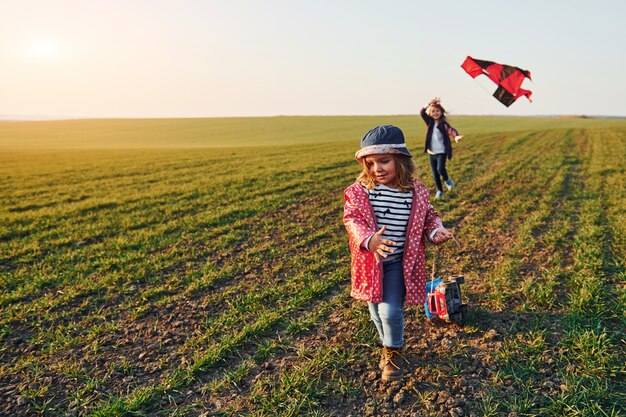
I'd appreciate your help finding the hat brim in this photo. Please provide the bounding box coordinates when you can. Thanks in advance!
[355,146,412,162]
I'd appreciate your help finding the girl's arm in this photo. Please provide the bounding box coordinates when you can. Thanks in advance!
[445,122,463,142]
[420,104,432,125]
[444,123,459,138]
[444,122,463,142]
[422,201,444,241]
[423,202,454,245]
[343,189,376,250]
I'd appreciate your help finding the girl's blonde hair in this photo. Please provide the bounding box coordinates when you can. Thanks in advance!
[428,103,447,120]
[357,154,417,192]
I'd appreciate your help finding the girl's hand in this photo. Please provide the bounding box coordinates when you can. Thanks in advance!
[454,135,464,143]
[429,97,441,105]
[432,227,453,245]
[368,226,397,258]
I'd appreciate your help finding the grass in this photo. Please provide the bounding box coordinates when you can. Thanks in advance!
[2,114,625,149]
[1,115,625,416]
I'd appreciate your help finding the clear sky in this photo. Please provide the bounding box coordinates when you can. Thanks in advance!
[1,0,625,119]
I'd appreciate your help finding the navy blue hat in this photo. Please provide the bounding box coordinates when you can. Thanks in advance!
[355,125,412,162]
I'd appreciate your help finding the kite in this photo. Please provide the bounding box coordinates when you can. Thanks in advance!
[461,56,532,107]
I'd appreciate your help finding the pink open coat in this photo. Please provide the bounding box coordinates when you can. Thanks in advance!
[343,180,443,305]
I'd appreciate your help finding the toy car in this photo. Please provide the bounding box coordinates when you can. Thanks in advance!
[424,275,469,325]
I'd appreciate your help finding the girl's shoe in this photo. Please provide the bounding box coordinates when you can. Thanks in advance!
[435,190,444,199]
[445,179,455,191]
[380,346,405,382]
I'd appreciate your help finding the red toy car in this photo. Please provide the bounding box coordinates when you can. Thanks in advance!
[424,275,469,325]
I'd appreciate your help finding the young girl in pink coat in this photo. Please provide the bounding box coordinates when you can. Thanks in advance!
[343,125,453,381]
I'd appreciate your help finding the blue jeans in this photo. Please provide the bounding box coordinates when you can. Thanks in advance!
[367,260,405,348]
[429,153,449,192]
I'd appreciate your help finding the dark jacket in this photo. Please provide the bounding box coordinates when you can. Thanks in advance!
[420,107,460,160]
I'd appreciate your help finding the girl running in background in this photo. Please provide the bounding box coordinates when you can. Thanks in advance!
[343,124,454,381]
[420,97,464,199]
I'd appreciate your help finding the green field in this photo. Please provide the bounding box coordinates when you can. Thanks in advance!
[1,116,625,416]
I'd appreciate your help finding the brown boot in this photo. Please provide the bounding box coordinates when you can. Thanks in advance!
[379,348,386,370]
[380,346,404,381]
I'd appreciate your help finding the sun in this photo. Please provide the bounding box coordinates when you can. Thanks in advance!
[25,38,60,60]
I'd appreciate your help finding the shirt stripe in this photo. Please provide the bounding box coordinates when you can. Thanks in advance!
[366,184,412,262]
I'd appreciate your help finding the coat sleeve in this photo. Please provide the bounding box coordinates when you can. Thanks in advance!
[445,122,460,138]
[416,186,443,242]
[343,187,376,250]
[423,201,444,242]
[420,107,432,126]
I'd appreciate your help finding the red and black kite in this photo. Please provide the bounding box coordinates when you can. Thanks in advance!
[461,56,532,107]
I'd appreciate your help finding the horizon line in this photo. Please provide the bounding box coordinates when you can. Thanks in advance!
[2,113,626,122]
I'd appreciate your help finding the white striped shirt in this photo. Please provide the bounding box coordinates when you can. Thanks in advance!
[366,184,412,262]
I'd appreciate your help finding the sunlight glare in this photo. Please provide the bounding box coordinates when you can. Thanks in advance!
[25,38,60,60]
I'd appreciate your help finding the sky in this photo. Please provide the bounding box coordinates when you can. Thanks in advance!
[1,0,625,119]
